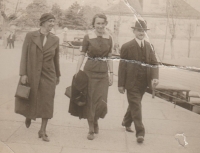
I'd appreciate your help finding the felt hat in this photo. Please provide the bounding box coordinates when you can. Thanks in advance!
[40,13,55,26]
[131,19,150,30]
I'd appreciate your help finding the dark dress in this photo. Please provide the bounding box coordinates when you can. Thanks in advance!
[15,30,60,120]
[81,31,112,122]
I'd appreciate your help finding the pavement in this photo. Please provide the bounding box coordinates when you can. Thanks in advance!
[0,44,200,153]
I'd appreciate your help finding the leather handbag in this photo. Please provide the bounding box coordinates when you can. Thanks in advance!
[65,86,71,98]
[15,84,31,100]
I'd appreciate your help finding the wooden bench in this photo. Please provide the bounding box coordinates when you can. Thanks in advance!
[183,91,200,102]
[189,97,200,114]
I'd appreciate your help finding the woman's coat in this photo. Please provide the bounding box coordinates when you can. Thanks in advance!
[15,30,60,119]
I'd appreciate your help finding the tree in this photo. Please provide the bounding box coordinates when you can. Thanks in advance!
[82,5,103,30]
[187,23,194,58]
[62,2,86,30]
[51,3,63,27]
[0,0,18,47]
[25,0,49,27]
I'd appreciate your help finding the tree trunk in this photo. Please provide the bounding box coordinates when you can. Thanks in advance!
[2,19,9,48]
[170,36,175,59]
[188,37,191,58]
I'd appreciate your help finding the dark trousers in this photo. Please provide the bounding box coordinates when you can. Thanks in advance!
[9,41,14,48]
[11,40,14,48]
[123,77,147,137]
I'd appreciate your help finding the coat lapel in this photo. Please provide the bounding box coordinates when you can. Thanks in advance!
[144,40,150,63]
[43,34,57,51]
[130,39,138,61]
[31,31,43,51]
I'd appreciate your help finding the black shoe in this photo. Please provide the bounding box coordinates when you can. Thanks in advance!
[137,136,144,143]
[87,132,95,140]
[125,127,134,133]
[122,121,134,133]
[25,118,31,128]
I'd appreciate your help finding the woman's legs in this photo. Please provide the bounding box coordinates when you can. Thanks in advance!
[87,119,94,140]
[39,118,49,142]
[94,119,99,134]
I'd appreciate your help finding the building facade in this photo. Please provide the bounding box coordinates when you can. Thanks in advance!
[105,0,200,59]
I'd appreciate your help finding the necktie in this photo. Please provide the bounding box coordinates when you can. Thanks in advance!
[43,35,47,47]
[141,41,143,50]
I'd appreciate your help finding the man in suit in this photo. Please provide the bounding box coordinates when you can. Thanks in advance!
[118,19,159,143]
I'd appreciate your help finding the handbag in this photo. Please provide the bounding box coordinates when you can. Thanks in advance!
[15,84,31,100]
[65,86,72,98]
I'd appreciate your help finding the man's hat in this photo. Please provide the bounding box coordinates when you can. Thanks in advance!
[40,13,55,26]
[131,19,150,30]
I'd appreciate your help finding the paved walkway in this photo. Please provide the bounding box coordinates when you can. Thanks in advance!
[0,45,200,153]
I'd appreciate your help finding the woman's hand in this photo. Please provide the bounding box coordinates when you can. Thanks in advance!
[21,75,28,84]
[109,73,113,86]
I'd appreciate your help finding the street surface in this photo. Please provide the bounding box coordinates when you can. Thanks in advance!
[0,44,200,153]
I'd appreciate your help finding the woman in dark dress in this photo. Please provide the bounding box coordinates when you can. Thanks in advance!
[75,14,113,140]
[15,13,60,142]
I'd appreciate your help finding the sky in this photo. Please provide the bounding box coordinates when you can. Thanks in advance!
[3,0,200,13]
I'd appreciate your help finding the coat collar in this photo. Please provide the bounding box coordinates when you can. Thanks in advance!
[31,30,58,51]
[88,30,110,39]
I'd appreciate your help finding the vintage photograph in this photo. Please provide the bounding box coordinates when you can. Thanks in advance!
[0,0,200,152]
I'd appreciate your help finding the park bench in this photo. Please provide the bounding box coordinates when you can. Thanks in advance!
[60,37,83,61]
[183,91,200,102]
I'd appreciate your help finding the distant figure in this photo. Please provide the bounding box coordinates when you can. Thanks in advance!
[8,31,16,49]
[118,19,159,143]
[15,13,60,142]
[5,31,10,49]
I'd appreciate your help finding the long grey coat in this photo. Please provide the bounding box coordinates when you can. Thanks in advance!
[15,30,61,119]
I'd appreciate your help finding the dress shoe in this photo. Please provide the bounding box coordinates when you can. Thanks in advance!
[25,118,31,128]
[137,136,144,143]
[87,132,95,140]
[125,127,134,133]
[122,121,134,133]
[38,130,50,142]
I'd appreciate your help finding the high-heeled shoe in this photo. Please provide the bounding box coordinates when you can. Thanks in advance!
[87,132,94,140]
[25,118,31,128]
[38,130,50,142]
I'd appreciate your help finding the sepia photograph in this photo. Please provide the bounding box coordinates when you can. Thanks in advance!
[0,0,200,152]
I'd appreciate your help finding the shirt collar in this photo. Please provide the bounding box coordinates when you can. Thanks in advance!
[39,29,50,37]
[135,37,144,47]
[89,30,110,39]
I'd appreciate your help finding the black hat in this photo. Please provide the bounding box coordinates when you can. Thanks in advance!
[40,13,55,26]
[131,19,150,30]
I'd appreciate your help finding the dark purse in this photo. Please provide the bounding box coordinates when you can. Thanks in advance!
[65,86,72,98]
[15,84,31,100]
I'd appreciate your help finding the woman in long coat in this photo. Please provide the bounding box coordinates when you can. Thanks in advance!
[15,13,60,142]
[75,13,113,140]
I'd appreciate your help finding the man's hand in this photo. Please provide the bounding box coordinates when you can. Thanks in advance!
[56,77,60,85]
[21,75,28,84]
[152,79,159,89]
[118,87,125,94]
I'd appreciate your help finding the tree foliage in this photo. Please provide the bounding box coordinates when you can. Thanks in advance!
[51,3,63,27]
[62,2,103,30]
[25,1,49,27]
[62,2,86,30]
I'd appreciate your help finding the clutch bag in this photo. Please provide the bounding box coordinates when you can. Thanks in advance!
[15,84,31,100]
